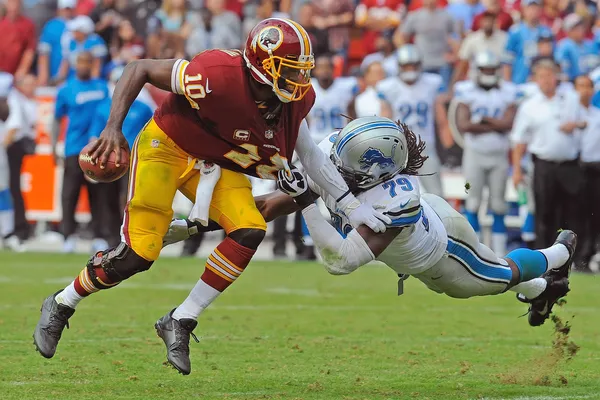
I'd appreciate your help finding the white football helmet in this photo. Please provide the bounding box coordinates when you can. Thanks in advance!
[474,51,500,88]
[330,116,409,191]
[397,45,422,83]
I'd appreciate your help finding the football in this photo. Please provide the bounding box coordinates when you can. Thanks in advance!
[78,141,130,183]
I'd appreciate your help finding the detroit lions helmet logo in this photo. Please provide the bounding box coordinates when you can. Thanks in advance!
[358,146,396,171]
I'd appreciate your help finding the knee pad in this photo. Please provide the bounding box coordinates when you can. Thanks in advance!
[229,228,266,250]
[86,242,154,286]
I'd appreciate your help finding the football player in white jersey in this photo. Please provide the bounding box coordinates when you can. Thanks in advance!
[308,54,358,143]
[452,51,518,256]
[376,45,446,197]
[166,117,576,327]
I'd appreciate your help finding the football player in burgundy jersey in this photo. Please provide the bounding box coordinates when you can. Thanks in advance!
[33,18,391,375]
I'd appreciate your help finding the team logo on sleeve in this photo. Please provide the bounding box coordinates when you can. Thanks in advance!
[358,147,396,171]
[252,26,284,52]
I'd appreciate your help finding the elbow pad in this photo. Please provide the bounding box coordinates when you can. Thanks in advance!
[318,229,376,275]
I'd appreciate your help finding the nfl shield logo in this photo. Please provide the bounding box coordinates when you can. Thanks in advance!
[265,130,274,139]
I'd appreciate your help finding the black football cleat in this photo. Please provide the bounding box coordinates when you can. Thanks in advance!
[518,275,570,327]
[33,291,75,358]
[155,309,199,375]
[548,230,577,279]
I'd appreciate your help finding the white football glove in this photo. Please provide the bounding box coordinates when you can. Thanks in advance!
[162,219,199,248]
[342,197,392,234]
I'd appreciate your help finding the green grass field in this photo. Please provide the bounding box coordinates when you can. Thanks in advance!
[1,252,599,400]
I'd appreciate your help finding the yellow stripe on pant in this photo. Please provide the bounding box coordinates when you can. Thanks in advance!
[122,118,267,261]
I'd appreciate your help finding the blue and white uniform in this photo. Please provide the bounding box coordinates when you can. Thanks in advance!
[555,38,599,81]
[377,73,444,196]
[311,132,514,297]
[504,23,553,84]
[308,77,357,143]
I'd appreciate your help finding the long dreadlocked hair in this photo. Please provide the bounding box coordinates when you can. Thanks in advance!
[396,120,429,176]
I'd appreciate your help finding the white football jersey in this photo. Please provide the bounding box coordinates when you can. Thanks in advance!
[308,77,357,143]
[311,133,448,275]
[376,73,442,146]
[453,80,518,153]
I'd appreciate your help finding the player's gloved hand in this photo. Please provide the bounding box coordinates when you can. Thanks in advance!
[276,165,313,208]
[162,219,199,248]
[340,197,392,234]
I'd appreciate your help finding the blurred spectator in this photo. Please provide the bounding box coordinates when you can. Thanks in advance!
[4,74,37,244]
[0,72,22,251]
[53,51,110,253]
[0,0,36,79]
[186,2,242,57]
[37,0,76,87]
[105,18,145,77]
[396,0,458,85]
[350,60,392,118]
[555,13,600,81]
[308,54,357,142]
[446,0,486,35]
[453,10,507,85]
[55,15,108,84]
[577,75,600,272]
[296,2,329,56]
[355,0,403,55]
[540,0,568,39]
[87,67,153,245]
[76,0,97,16]
[147,0,197,58]
[243,0,289,40]
[90,0,123,47]
[503,0,552,84]
[361,36,400,77]
[472,0,514,32]
[377,45,447,196]
[591,64,600,107]
[511,59,584,248]
[310,0,354,55]
[123,0,161,39]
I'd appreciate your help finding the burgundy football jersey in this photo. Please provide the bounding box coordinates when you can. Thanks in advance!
[154,49,316,180]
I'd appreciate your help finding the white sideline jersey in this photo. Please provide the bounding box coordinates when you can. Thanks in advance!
[516,81,574,103]
[453,80,518,154]
[376,73,442,146]
[308,77,358,143]
[310,133,448,275]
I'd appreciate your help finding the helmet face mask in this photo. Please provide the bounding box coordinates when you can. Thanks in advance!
[331,117,410,191]
[397,45,422,84]
[474,51,500,88]
[244,18,315,103]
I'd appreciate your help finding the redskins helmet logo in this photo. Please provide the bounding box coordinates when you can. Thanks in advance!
[252,26,284,53]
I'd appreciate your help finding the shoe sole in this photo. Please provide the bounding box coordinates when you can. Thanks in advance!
[155,323,191,376]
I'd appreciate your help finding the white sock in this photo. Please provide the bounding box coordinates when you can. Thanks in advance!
[0,209,14,237]
[172,279,221,321]
[539,244,570,270]
[55,282,84,309]
[491,233,507,257]
[510,277,547,299]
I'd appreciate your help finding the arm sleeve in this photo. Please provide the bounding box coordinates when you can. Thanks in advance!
[302,203,376,275]
[6,93,24,131]
[170,57,211,110]
[295,119,350,200]
[510,103,531,144]
[503,29,518,64]
[54,87,68,119]
[37,23,51,54]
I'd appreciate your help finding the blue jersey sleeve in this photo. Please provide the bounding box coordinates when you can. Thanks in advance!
[55,86,69,119]
[87,100,110,141]
[88,35,108,59]
[38,21,53,54]
[555,40,574,78]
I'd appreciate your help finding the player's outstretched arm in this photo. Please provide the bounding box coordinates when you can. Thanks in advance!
[90,59,177,168]
[277,166,400,275]
[294,120,391,233]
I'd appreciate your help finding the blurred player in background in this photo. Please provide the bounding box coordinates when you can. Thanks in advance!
[34,18,389,376]
[0,72,21,251]
[307,53,357,143]
[53,51,110,254]
[453,51,517,255]
[377,45,447,197]
[349,60,392,119]
[555,14,600,82]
